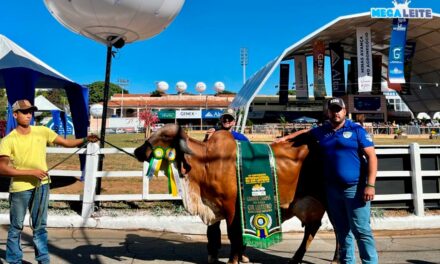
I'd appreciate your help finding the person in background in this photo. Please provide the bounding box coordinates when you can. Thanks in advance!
[310,97,378,263]
[0,99,98,264]
[204,108,249,264]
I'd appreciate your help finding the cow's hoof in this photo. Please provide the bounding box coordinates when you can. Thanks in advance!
[240,254,250,263]
[208,254,219,264]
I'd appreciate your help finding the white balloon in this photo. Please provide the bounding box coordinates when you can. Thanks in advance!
[195,82,206,93]
[156,81,169,92]
[44,0,185,45]
[214,81,225,93]
[176,81,187,93]
[90,104,103,118]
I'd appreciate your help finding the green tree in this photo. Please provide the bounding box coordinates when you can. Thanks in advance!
[0,89,7,120]
[278,114,288,137]
[36,89,68,110]
[217,90,235,95]
[150,90,163,97]
[275,90,296,95]
[85,81,128,104]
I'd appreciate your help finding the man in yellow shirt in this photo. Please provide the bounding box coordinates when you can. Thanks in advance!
[0,99,97,264]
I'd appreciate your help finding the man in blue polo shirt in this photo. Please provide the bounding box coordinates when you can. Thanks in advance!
[310,98,378,264]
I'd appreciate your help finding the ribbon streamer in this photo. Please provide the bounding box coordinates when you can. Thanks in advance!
[146,147,182,197]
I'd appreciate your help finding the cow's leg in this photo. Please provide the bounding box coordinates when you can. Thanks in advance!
[207,221,222,263]
[288,221,321,264]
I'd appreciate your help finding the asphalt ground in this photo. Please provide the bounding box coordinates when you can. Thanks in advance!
[0,227,439,264]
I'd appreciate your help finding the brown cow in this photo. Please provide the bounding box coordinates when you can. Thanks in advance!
[134,124,336,264]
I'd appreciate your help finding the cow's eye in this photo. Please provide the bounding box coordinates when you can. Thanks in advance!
[161,135,170,140]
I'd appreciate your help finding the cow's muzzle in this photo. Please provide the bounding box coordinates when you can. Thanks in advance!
[134,140,154,162]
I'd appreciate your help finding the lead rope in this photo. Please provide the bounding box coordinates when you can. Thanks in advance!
[29,137,138,230]
[29,140,89,231]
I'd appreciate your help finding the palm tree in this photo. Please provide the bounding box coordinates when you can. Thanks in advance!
[279,115,288,137]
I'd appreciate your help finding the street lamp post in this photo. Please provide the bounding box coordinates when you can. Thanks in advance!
[240,47,248,84]
[117,78,129,117]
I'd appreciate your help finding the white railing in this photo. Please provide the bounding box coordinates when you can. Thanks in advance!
[0,143,439,219]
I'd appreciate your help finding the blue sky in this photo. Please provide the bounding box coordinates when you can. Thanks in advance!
[2,0,439,95]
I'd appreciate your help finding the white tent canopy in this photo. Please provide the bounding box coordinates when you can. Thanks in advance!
[0,34,73,88]
[34,95,61,111]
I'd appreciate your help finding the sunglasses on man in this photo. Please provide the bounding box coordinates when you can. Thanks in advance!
[221,117,234,123]
[17,109,34,115]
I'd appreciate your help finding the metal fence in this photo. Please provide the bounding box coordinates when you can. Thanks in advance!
[0,143,439,221]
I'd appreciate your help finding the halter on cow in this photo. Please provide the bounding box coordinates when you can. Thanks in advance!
[134,124,337,264]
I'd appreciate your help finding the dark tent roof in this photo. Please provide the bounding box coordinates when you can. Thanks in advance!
[0,34,88,137]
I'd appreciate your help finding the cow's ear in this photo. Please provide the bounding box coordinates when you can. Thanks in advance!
[179,153,192,175]
[177,126,193,154]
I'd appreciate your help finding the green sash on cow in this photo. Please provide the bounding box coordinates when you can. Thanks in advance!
[236,141,282,249]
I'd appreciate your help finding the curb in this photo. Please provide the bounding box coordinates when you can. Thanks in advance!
[2,213,440,234]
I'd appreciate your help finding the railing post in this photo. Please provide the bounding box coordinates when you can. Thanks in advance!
[142,161,150,199]
[81,142,100,219]
[409,143,425,216]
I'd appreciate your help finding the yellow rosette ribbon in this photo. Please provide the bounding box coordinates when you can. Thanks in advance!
[146,147,182,197]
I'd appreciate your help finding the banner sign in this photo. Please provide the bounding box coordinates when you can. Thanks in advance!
[47,115,74,135]
[202,109,223,119]
[401,41,417,95]
[176,110,201,119]
[294,55,308,99]
[237,141,282,249]
[313,40,327,99]
[356,27,373,93]
[348,57,358,94]
[372,55,383,95]
[329,43,345,96]
[371,0,432,19]
[279,64,290,105]
[157,110,176,119]
[388,18,408,84]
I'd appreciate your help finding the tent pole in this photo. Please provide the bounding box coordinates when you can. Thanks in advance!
[97,43,113,197]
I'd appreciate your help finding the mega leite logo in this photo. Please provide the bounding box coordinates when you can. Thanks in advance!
[371,0,433,19]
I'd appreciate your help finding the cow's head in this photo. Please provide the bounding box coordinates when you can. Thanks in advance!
[134,124,192,173]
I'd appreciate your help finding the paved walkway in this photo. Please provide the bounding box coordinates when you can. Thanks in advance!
[0,226,439,264]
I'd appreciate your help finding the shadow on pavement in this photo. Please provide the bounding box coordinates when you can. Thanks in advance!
[407,261,437,264]
[46,233,291,263]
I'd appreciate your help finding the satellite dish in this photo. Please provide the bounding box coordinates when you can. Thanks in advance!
[176,81,187,93]
[156,81,169,93]
[90,104,103,118]
[44,0,185,45]
[195,82,206,93]
[214,81,225,93]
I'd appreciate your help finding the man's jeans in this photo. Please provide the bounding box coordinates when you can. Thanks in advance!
[6,184,50,264]
[326,183,378,264]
